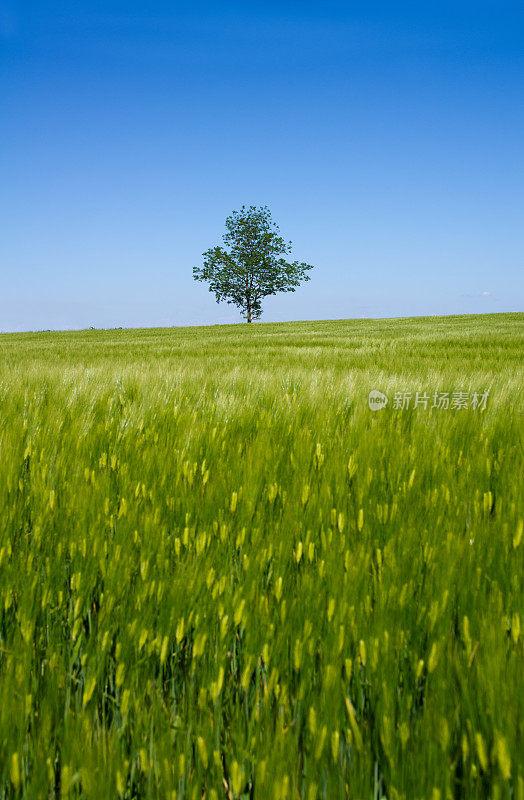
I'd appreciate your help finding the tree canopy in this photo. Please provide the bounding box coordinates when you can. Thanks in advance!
[193,205,314,322]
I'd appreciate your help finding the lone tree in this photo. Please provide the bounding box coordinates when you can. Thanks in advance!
[193,205,314,322]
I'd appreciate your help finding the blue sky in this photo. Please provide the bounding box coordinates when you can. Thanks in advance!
[1,0,523,331]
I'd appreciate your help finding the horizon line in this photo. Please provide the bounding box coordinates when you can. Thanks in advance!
[0,310,522,337]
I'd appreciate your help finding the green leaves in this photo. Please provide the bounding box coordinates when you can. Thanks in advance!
[193,205,314,321]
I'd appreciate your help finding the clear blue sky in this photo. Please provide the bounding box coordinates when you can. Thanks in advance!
[2,0,523,331]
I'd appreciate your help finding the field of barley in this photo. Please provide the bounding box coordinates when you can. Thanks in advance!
[0,313,522,800]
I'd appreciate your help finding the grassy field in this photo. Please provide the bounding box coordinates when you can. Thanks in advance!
[0,313,522,799]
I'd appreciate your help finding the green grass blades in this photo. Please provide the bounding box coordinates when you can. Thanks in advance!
[0,313,522,799]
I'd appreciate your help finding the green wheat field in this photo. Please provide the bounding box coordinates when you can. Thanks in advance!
[0,313,522,800]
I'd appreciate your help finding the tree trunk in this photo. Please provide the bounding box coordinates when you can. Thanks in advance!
[247,306,252,323]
